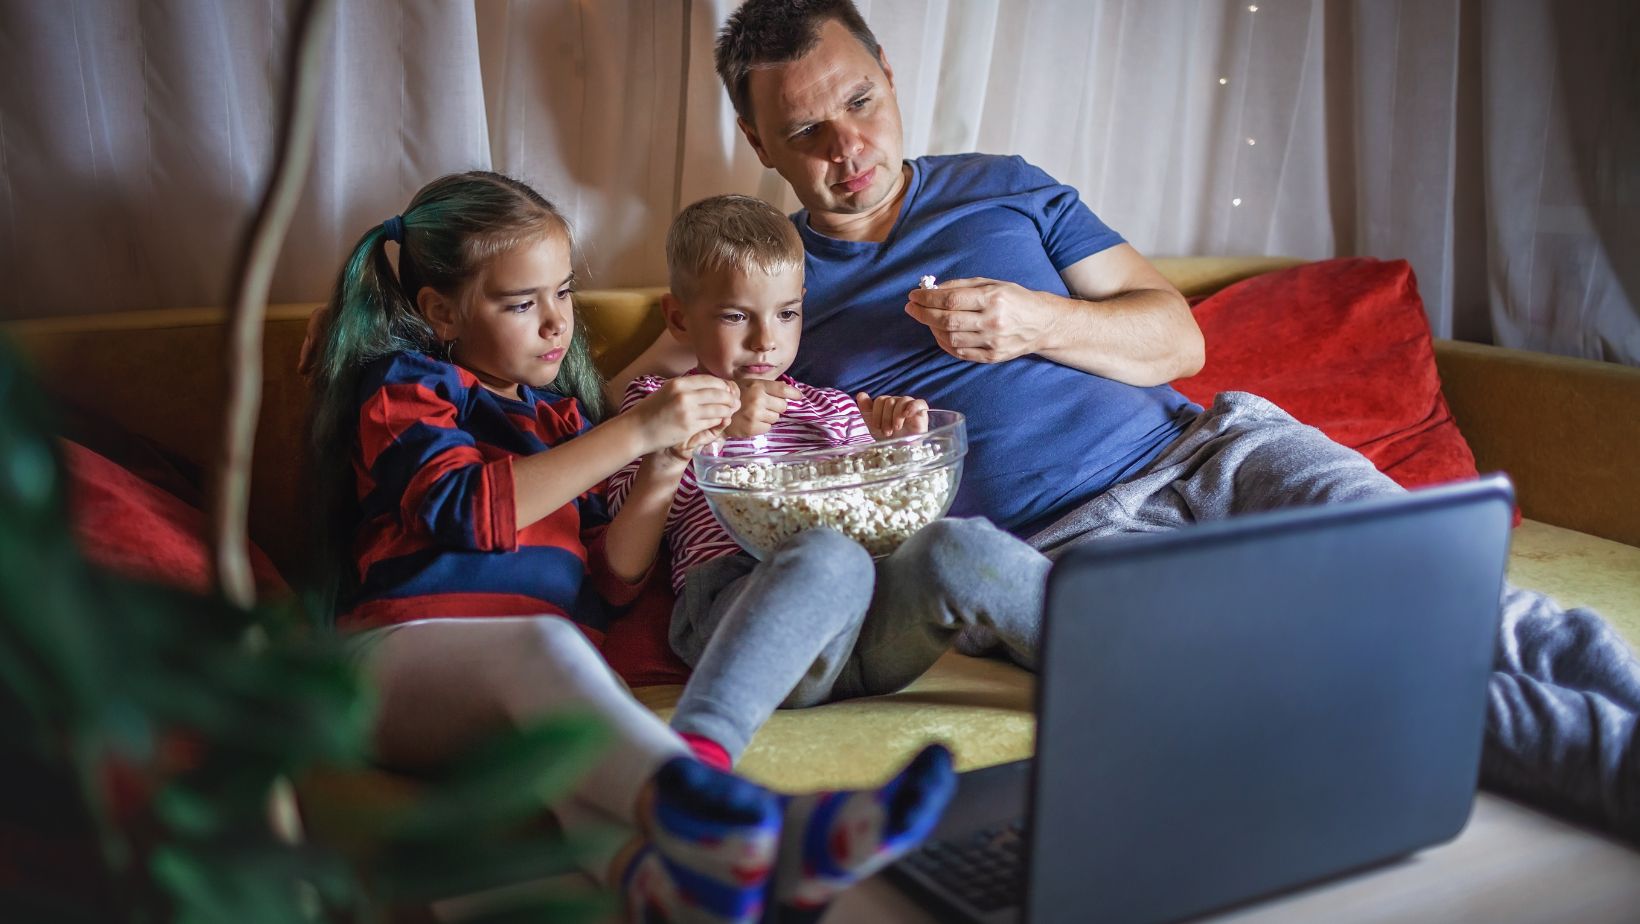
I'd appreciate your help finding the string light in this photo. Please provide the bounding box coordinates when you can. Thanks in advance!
[1218,77,1228,85]
[1231,8,1256,224]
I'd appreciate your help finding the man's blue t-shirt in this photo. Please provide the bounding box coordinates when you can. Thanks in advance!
[791,153,1198,536]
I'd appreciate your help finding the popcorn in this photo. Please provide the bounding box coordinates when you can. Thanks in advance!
[700,442,957,558]
[919,275,938,290]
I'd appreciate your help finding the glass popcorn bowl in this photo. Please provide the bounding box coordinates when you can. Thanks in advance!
[692,410,967,560]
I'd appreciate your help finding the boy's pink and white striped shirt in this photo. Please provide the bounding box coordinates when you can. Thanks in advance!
[606,372,874,594]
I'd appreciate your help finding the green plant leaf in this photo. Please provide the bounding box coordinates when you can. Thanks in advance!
[394,714,610,839]
[0,886,113,924]
[2,333,627,923]
[455,890,615,924]
[371,829,618,905]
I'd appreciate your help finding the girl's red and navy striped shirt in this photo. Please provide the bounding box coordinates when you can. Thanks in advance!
[339,351,644,635]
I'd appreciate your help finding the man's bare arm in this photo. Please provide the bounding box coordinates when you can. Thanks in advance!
[605,333,697,409]
[1048,244,1204,384]
[903,243,1204,387]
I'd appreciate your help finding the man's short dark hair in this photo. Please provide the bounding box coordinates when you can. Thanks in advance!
[715,0,883,127]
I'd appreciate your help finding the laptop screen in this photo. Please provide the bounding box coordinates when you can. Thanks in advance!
[1026,478,1512,923]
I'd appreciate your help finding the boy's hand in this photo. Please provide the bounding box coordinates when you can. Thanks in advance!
[724,379,801,439]
[854,393,930,441]
[635,375,739,453]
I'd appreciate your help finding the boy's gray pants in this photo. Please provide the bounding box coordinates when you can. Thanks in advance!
[669,516,1047,761]
[672,391,1640,839]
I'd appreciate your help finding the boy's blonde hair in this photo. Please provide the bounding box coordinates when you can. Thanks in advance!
[666,194,804,301]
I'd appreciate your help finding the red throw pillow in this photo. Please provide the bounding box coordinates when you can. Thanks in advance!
[61,440,290,598]
[1172,258,1482,492]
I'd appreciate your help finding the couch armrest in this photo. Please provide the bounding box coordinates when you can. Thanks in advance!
[1434,339,1640,548]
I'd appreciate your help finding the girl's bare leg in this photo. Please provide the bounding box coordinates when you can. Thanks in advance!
[362,615,955,923]
[362,616,688,823]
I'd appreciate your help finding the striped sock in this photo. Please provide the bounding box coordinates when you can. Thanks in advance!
[624,756,781,923]
[768,744,957,919]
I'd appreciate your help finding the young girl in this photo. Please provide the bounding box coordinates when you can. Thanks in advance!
[306,171,955,923]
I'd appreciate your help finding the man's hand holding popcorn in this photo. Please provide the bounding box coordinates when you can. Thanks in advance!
[904,276,1064,364]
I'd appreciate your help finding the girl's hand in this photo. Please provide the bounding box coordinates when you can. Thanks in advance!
[662,423,729,465]
[634,375,739,453]
[725,379,802,438]
[854,393,930,440]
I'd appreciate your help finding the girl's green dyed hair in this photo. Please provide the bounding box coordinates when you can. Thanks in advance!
[305,170,607,618]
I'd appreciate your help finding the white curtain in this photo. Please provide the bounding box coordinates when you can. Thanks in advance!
[3,0,1636,365]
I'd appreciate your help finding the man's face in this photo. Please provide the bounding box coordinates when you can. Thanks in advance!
[663,263,805,382]
[739,18,905,219]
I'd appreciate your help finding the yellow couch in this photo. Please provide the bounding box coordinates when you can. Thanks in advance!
[7,257,1639,800]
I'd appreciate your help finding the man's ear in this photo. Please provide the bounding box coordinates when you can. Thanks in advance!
[737,117,775,169]
[660,292,691,343]
[419,287,460,342]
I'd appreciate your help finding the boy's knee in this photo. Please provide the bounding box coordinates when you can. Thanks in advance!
[772,527,874,582]
[902,517,1039,574]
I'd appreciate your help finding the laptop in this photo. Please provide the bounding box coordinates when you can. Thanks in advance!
[887,475,1515,924]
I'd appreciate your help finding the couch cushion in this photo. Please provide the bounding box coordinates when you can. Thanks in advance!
[657,520,1640,792]
[579,287,669,380]
[62,439,288,597]
[1435,339,1640,548]
[1173,258,1480,491]
[1508,520,1640,649]
[8,305,321,580]
[631,649,1035,791]
[1150,256,1309,298]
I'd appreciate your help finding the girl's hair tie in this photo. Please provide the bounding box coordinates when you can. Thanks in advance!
[381,214,405,244]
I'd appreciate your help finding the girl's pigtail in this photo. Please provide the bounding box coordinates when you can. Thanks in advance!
[306,224,428,620]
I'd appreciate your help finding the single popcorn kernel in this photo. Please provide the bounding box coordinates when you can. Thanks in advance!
[919,275,938,290]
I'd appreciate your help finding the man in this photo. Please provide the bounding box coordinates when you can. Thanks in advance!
[616,3,1206,542]
[612,0,1639,840]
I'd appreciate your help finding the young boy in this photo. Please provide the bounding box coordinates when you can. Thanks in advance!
[607,195,1044,769]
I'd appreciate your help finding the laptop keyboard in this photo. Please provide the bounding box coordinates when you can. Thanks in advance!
[899,819,1026,913]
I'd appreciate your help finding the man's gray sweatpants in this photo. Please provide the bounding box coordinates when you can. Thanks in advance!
[1022,391,1639,839]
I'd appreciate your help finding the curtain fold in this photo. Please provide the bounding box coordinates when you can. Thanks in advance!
[2,0,1635,364]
